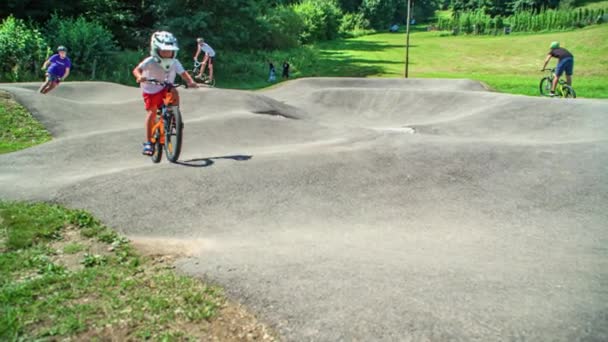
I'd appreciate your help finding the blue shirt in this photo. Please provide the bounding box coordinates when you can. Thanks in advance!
[47,54,72,77]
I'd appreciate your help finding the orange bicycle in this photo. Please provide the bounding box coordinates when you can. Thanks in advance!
[146,79,184,163]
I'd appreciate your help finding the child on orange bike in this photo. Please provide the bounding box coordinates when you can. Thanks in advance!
[133,31,198,156]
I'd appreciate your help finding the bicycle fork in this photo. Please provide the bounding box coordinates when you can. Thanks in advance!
[150,110,166,145]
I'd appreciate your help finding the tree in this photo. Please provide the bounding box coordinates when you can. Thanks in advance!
[340,0,364,11]
[0,16,47,81]
[44,15,117,78]
[153,0,267,52]
[294,0,343,43]
[259,5,305,49]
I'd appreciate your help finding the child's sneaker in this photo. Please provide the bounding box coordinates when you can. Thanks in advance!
[142,142,154,156]
[549,92,556,97]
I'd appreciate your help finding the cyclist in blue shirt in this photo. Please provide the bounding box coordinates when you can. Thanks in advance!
[39,46,72,94]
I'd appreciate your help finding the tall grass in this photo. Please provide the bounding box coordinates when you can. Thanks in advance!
[437,7,607,35]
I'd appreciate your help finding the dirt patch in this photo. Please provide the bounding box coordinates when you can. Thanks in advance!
[0,90,12,100]
[205,302,278,341]
[48,225,113,272]
[131,236,280,341]
[130,236,216,257]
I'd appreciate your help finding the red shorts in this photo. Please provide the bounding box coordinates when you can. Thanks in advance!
[142,89,167,111]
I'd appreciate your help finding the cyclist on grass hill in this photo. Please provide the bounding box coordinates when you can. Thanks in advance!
[541,41,574,97]
[193,37,215,84]
[132,31,198,156]
[39,46,71,94]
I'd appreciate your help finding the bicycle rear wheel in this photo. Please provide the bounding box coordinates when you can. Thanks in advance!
[164,108,183,163]
[562,84,576,98]
[151,128,163,163]
[539,77,552,96]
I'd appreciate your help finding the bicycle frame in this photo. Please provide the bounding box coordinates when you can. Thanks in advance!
[542,68,571,97]
[149,84,179,146]
[150,107,167,145]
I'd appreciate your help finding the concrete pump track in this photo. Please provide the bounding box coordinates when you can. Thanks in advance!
[1,78,607,341]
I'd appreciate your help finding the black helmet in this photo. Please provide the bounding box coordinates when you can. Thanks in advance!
[57,46,67,52]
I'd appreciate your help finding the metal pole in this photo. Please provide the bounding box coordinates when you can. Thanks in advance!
[405,0,411,78]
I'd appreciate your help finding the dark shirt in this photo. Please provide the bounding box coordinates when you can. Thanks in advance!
[549,48,573,61]
[269,63,275,72]
[282,62,290,77]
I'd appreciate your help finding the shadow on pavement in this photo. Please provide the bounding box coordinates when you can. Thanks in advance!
[176,155,253,168]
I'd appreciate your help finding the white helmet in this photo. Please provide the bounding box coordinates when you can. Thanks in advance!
[150,31,179,71]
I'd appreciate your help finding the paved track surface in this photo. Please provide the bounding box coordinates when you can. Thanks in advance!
[2,79,608,341]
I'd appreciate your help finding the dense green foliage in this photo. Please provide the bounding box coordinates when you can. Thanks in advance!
[1,0,605,84]
[45,15,117,78]
[437,7,607,34]
[0,16,47,81]
[294,0,344,43]
[261,5,306,48]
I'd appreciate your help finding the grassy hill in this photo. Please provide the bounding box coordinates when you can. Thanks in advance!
[225,24,607,98]
[314,24,608,98]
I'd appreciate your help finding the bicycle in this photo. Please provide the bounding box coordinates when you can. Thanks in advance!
[146,79,184,163]
[191,60,215,87]
[38,74,62,94]
[539,68,576,98]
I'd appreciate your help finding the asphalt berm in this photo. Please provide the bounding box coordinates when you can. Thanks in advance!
[1,78,607,341]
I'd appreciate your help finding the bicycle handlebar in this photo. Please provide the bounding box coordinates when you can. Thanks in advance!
[145,78,183,88]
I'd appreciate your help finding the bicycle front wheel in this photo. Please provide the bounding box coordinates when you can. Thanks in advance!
[539,77,552,96]
[165,108,183,163]
[151,128,163,163]
[562,85,576,98]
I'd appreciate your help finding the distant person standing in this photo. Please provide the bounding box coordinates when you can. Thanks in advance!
[268,61,276,82]
[282,60,290,79]
[39,46,71,94]
[542,41,574,97]
[194,37,215,84]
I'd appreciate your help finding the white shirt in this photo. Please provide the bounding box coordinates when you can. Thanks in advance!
[137,57,185,94]
[199,43,216,57]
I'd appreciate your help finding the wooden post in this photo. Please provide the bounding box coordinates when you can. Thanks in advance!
[405,0,412,78]
[91,58,97,80]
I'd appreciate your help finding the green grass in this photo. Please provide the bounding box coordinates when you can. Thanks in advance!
[434,9,453,20]
[225,24,607,98]
[63,243,85,254]
[1,202,66,250]
[0,91,51,154]
[318,25,608,97]
[579,0,608,9]
[0,201,222,340]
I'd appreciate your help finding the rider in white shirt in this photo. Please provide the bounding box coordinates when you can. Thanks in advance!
[194,38,216,84]
[133,31,197,156]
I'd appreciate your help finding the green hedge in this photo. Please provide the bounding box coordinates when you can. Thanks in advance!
[0,16,47,82]
[437,7,607,34]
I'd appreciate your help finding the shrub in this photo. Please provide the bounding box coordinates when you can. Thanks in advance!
[294,0,343,43]
[339,12,372,36]
[438,7,607,35]
[361,0,401,29]
[0,16,47,81]
[44,15,117,79]
[259,5,305,49]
